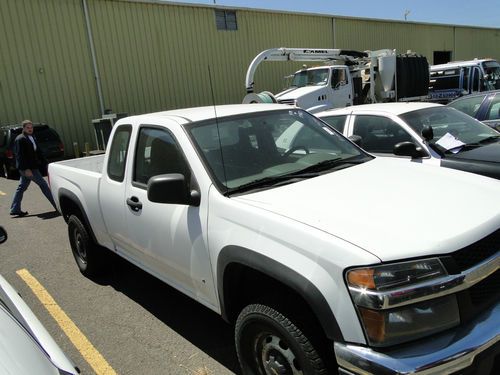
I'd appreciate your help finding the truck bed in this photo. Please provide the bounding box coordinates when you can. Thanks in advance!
[52,154,104,174]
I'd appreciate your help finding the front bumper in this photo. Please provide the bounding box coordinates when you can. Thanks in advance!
[334,302,499,374]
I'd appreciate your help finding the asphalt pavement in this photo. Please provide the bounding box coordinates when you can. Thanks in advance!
[0,176,239,375]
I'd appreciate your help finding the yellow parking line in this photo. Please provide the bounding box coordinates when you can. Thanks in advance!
[16,269,117,375]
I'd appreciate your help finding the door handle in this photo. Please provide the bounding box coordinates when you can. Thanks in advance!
[126,196,143,212]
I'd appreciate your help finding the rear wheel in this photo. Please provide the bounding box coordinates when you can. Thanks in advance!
[68,215,106,277]
[235,304,328,375]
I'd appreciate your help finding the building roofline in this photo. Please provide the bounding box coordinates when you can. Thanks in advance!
[110,0,500,31]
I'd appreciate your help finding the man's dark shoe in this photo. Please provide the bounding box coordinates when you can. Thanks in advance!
[10,211,28,217]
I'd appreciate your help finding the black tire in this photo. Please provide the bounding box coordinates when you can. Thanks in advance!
[235,303,328,375]
[67,214,106,277]
[1,161,17,179]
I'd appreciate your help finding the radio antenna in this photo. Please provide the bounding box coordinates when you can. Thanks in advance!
[207,65,228,188]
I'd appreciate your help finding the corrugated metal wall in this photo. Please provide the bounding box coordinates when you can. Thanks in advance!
[1,0,498,155]
[334,18,455,61]
[0,0,99,153]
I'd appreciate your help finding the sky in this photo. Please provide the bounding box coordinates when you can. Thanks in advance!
[163,0,500,28]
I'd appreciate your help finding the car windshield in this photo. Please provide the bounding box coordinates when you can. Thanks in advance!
[482,61,500,90]
[291,68,329,87]
[400,106,499,151]
[187,109,369,194]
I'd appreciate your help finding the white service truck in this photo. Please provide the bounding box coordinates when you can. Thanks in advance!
[243,47,429,113]
[48,104,500,375]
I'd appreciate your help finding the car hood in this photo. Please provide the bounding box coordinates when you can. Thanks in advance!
[234,158,500,262]
[0,306,61,375]
[0,275,77,374]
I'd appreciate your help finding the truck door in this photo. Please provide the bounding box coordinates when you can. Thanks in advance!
[122,125,216,306]
[330,67,353,108]
[99,124,133,253]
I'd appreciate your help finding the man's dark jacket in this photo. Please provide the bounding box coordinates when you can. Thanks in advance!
[14,134,46,171]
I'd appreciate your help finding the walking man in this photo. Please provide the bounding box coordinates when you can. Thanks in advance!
[10,120,57,216]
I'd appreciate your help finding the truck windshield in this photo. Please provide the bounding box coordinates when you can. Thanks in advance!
[482,61,500,90]
[401,106,499,151]
[291,68,329,88]
[188,109,370,193]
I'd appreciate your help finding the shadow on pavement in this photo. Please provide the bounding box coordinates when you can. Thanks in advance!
[37,211,61,220]
[91,253,240,374]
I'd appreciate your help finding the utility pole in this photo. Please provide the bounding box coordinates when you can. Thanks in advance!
[404,10,411,21]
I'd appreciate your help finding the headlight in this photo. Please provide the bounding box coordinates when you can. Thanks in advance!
[346,259,460,347]
[358,295,459,346]
[347,258,446,291]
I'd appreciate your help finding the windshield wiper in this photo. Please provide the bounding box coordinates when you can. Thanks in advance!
[459,135,500,150]
[226,173,318,196]
[479,135,500,144]
[294,156,368,174]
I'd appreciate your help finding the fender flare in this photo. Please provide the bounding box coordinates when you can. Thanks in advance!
[58,188,98,244]
[217,245,344,341]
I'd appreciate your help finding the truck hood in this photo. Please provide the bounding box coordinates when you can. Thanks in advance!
[276,85,325,101]
[234,158,500,262]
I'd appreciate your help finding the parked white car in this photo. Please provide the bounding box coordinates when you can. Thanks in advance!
[316,102,500,179]
[0,227,79,375]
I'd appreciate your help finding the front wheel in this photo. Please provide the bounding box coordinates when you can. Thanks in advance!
[67,215,106,277]
[235,304,328,375]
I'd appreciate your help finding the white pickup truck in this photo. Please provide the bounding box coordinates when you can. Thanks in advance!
[49,104,500,375]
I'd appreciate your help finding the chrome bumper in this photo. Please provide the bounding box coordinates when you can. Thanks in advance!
[334,302,500,375]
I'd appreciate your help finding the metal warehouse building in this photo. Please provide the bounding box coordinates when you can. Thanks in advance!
[1,0,499,155]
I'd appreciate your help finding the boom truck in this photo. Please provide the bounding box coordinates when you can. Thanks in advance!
[243,47,429,113]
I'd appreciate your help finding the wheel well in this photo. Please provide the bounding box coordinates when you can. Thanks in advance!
[59,195,84,223]
[223,263,326,331]
[223,263,336,368]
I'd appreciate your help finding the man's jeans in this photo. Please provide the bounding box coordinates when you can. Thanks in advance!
[10,169,57,213]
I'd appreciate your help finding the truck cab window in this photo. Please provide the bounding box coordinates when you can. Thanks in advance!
[107,125,131,182]
[134,127,189,185]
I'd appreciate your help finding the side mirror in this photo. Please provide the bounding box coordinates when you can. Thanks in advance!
[393,141,426,159]
[348,134,362,146]
[0,226,7,244]
[147,174,200,207]
[422,125,434,141]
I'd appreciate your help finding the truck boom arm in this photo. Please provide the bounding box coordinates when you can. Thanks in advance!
[245,47,395,93]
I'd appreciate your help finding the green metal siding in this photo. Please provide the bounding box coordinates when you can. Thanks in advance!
[0,0,99,153]
[454,27,500,61]
[334,18,455,63]
[1,0,499,154]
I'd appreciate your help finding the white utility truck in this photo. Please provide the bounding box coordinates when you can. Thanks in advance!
[49,104,500,375]
[243,47,429,113]
[428,58,500,103]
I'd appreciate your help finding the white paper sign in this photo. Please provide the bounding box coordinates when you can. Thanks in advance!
[435,132,465,153]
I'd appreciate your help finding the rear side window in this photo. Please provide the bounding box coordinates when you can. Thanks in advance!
[320,115,347,133]
[448,95,485,117]
[107,125,132,182]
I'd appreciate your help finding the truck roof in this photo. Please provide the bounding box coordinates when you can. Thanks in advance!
[122,104,292,125]
[316,102,442,117]
[430,59,497,71]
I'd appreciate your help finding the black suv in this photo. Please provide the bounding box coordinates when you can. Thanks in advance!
[0,123,65,179]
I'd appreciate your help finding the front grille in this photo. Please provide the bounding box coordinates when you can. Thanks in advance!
[469,270,500,306]
[277,99,295,105]
[449,229,500,272]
